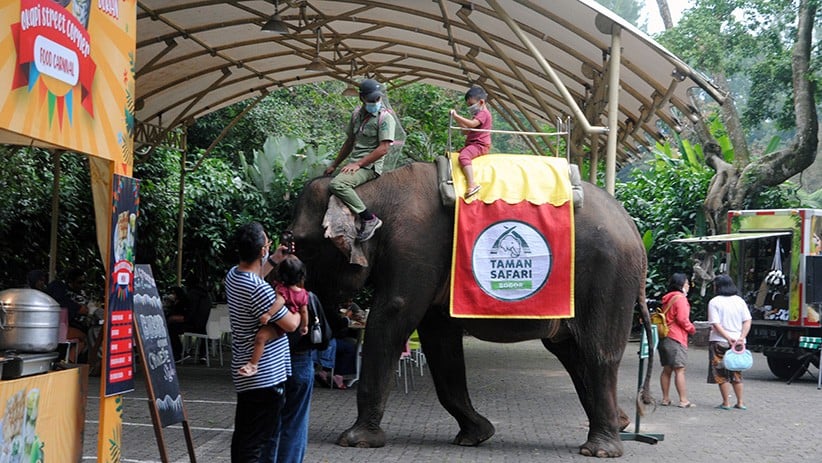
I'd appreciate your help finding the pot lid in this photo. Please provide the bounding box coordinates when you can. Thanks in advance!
[0,288,60,308]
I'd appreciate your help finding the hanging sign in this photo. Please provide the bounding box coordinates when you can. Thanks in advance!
[450,154,575,318]
[0,0,136,168]
[104,173,139,397]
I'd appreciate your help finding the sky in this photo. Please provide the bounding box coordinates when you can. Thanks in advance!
[643,0,690,34]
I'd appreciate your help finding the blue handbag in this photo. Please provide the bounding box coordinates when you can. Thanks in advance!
[723,342,753,371]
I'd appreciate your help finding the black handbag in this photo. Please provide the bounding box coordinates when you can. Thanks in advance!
[292,292,332,351]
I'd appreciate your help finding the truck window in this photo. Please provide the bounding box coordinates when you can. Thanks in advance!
[738,236,791,320]
[806,255,822,304]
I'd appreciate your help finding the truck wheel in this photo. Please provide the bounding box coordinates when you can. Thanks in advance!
[767,356,807,379]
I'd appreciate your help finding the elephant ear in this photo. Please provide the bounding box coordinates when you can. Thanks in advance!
[321,196,369,267]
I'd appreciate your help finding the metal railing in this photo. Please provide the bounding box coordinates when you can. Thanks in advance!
[447,115,572,159]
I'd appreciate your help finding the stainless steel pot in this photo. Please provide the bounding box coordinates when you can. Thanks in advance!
[0,289,60,352]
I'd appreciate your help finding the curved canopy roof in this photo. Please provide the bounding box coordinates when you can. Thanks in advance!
[135,0,723,164]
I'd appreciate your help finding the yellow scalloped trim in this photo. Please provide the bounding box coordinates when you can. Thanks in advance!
[450,153,572,207]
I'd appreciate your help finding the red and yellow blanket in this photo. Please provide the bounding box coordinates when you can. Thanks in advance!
[449,154,574,319]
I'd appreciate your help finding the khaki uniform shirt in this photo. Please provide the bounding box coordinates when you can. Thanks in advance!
[344,108,396,175]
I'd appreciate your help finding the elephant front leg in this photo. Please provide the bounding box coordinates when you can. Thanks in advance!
[336,307,410,448]
[418,309,495,446]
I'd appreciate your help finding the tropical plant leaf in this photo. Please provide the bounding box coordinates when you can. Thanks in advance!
[681,139,702,168]
[266,135,305,185]
[708,116,734,162]
[302,144,332,179]
[642,229,654,253]
[763,136,781,155]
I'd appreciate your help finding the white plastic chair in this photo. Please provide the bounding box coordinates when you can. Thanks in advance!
[181,330,210,366]
[206,320,224,366]
[182,310,224,367]
[396,341,415,394]
[219,315,232,345]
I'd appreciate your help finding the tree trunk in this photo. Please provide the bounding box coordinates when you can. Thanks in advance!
[655,0,673,30]
[713,71,750,165]
[702,0,818,234]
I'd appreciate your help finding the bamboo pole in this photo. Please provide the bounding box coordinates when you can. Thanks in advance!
[48,150,62,281]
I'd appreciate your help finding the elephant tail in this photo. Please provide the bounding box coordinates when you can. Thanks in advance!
[636,284,656,415]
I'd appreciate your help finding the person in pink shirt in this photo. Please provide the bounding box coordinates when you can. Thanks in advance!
[658,273,697,408]
[450,86,492,198]
[239,254,309,377]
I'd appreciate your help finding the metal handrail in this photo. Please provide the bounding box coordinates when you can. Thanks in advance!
[447,116,572,159]
[447,126,569,137]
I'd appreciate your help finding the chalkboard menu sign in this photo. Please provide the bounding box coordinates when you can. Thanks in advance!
[133,265,184,428]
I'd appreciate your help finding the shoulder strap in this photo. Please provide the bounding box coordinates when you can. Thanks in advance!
[662,294,683,315]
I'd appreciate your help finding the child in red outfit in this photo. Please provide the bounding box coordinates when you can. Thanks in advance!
[239,255,309,376]
[450,86,492,198]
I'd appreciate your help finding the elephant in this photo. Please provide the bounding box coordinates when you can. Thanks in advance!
[288,162,654,458]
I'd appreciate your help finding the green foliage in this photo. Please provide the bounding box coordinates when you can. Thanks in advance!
[642,229,654,253]
[132,146,182,291]
[0,146,104,295]
[706,115,735,162]
[763,136,781,155]
[656,0,819,136]
[132,146,301,298]
[389,84,459,160]
[187,81,355,171]
[0,146,53,286]
[616,145,715,313]
[797,188,822,208]
[618,128,799,318]
[244,137,288,193]
[242,135,329,195]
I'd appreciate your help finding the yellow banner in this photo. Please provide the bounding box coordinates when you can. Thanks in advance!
[0,366,88,462]
[451,154,573,206]
[0,0,136,169]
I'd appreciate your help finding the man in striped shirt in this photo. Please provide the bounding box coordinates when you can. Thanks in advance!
[226,222,300,462]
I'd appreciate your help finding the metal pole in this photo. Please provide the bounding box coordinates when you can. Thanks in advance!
[48,150,62,281]
[486,0,607,135]
[605,26,622,196]
[176,150,187,286]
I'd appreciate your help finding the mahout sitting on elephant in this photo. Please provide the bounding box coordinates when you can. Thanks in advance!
[288,161,653,457]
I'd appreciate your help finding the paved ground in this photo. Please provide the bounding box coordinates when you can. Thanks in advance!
[82,337,821,462]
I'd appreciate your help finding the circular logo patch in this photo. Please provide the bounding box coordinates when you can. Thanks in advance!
[471,220,552,301]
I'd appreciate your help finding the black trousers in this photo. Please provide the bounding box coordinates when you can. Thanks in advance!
[231,384,285,462]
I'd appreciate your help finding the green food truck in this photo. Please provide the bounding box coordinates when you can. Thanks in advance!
[675,209,822,381]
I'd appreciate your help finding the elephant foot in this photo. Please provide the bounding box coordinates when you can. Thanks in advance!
[451,416,495,446]
[578,434,624,458]
[336,423,386,448]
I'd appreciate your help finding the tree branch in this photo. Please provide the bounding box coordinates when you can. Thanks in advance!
[731,0,818,206]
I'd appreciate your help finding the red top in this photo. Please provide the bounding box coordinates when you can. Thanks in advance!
[661,291,696,347]
[275,284,308,313]
[465,108,492,147]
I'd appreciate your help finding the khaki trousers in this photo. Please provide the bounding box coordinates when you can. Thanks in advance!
[328,168,378,214]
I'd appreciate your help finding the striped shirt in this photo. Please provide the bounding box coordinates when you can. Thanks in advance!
[225,266,291,392]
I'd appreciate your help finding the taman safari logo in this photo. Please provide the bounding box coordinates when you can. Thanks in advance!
[471,220,552,301]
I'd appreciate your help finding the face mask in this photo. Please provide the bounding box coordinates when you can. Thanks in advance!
[365,102,381,115]
[468,102,481,115]
[261,250,269,266]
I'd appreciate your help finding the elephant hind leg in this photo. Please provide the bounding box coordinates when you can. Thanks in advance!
[418,309,495,446]
[542,338,624,458]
